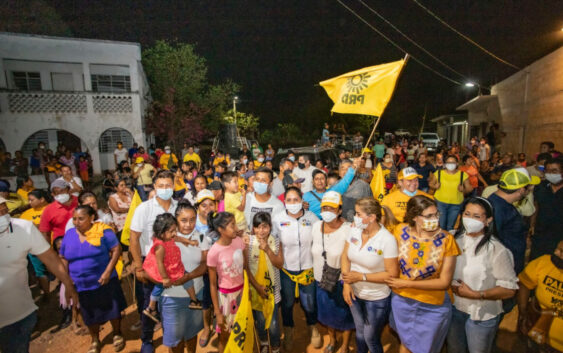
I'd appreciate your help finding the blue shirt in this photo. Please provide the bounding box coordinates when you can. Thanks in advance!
[303,167,355,218]
[487,193,527,273]
[413,163,436,189]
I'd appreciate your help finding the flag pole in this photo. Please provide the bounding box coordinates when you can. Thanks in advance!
[362,54,410,152]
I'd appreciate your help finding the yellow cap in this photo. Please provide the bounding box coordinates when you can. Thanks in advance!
[499,167,541,190]
[362,147,372,154]
[135,157,145,163]
[321,191,342,209]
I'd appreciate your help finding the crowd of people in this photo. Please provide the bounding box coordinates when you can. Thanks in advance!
[0,132,561,353]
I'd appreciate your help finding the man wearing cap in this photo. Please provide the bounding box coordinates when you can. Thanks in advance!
[488,167,541,275]
[133,157,155,201]
[381,167,433,223]
[293,155,317,193]
[0,197,79,353]
[272,158,294,198]
[159,146,178,170]
[277,170,305,202]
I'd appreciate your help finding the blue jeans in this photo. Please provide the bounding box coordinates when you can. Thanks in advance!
[0,311,37,353]
[350,296,390,353]
[280,269,317,327]
[135,279,156,353]
[253,303,281,348]
[446,307,501,353]
[436,200,461,231]
[136,185,150,201]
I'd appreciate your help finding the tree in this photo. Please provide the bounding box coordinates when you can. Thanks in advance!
[142,40,239,147]
[223,110,260,139]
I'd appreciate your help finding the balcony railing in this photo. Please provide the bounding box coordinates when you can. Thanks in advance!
[2,91,135,114]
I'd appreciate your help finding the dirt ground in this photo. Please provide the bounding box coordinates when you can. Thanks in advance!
[29,275,527,353]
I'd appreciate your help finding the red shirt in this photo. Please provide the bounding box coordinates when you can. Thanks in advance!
[39,196,78,241]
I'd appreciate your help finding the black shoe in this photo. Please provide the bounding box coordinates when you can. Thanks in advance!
[50,309,72,333]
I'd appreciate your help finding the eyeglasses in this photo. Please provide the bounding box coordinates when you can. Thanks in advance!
[419,212,440,220]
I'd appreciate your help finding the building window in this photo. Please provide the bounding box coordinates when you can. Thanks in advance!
[91,75,131,93]
[99,128,134,153]
[12,72,42,91]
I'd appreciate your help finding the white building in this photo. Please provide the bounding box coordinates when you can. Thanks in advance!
[0,32,151,175]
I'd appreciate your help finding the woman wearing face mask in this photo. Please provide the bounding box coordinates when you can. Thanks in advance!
[386,195,461,353]
[517,240,563,353]
[341,198,399,353]
[273,187,322,351]
[380,153,397,191]
[446,197,518,353]
[429,155,473,232]
[310,191,354,353]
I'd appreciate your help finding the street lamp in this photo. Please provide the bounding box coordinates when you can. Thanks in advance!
[464,82,476,87]
[233,96,240,125]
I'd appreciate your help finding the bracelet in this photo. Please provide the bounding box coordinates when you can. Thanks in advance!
[480,291,485,300]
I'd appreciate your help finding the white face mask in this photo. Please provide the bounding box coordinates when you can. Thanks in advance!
[286,202,303,215]
[137,163,143,167]
[0,214,10,232]
[421,218,439,232]
[462,217,485,234]
[54,193,70,204]
[321,211,337,223]
[165,149,171,154]
[384,158,392,163]
[445,163,457,171]
[354,216,368,229]
[545,173,562,185]
[156,188,174,200]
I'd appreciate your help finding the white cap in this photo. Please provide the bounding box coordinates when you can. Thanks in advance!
[196,189,215,204]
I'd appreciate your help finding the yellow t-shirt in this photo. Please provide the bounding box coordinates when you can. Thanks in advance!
[213,156,230,166]
[519,255,563,352]
[20,206,46,226]
[183,153,202,165]
[382,189,433,222]
[134,164,155,185]
[6,193,24,214]
[393,224,460,305]
[159,154,178,170]
[174,178,189,192]
[224,191,245,225]
[17,188,34,203]
[433,170,468,205]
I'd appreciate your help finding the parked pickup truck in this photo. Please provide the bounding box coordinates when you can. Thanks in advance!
[419,132,440,152]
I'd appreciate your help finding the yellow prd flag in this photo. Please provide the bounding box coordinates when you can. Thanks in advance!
[250,250,275,329]
[371,163,386,203]
[120,189,142,246]
[225,272,255,353]
[320,59,406,117]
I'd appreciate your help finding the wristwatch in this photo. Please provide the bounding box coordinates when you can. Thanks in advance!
[362,273,367,281]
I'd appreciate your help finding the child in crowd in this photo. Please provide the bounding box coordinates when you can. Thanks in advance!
[222,171,247,231]
[78,155,89,187]
[142,213,200,322]
[207,212,246,353]
[247,212,283,353]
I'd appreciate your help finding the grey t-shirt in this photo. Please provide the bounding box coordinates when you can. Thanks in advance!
[341,179,373,222]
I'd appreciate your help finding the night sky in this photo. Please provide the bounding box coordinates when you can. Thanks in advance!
[2,0,563,132]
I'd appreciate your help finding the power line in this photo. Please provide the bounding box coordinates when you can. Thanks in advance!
[335,0,463,86]
[409,0,521,70]
[357,0,469,81]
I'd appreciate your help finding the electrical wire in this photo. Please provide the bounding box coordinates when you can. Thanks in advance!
[335,0,463,86]
[357,0,468,81]
[409,0,521,70]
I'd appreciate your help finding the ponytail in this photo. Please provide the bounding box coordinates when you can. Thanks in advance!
[207,211,235,239]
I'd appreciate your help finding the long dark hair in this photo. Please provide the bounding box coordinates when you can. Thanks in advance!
[207,211,235,240]
[456,197,497,255]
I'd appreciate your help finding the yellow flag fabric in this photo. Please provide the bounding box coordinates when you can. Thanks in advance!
[225,272,255,353]
[250,251,275,329]
[371,163,386,203]
[320,59,405,117]
[120,190,142,246]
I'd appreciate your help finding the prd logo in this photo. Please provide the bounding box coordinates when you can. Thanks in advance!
[342,73,370,105]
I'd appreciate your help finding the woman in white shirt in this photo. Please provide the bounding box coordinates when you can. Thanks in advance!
[311,191,355,353]
[273,187,321,351]
[447,197,518,353]
[341,198,399,353]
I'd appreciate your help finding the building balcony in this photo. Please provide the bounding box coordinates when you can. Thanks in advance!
[0,90,137,115]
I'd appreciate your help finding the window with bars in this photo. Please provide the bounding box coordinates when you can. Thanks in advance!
[91,75,131,93]
[98,128,134,153]
[12,72,42,91]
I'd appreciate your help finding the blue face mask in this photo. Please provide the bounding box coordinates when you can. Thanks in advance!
[403,189,417,197]
[253,182,269,195]
[156,188,173,200]
[288,156,295,162]
[538,165,545,172]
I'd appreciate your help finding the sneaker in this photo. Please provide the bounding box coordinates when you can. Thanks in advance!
[142,308,160,323]
[130,321,142,331]
[310,325,322,349]
[283,327,293,351]
[188,299,203,310]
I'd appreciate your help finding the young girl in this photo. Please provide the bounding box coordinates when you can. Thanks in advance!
[247,212,283,353]
[78,155,89,187]
[142,213,200,322]
[206,212,247,353]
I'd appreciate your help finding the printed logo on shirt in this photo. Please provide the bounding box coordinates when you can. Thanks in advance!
[251,206,274,214]
[301,220,312,227]
[366,246,383,255]
[280,222,291,227]
[350,237,359,245]
[543,275,563,293]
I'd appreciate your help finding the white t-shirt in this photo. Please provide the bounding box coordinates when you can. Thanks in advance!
[273,210,319,272]
[271,178,285,198]
[0,218,51,328]
[244,193,285,229]
[311,220,352,282]
[346,226,398,300]
[130,197,178,256]
[55,176,83,197]
[293,166,317,193]
[163,230,210,297]
[114,148,129,164]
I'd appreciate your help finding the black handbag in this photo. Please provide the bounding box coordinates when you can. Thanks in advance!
[318,222,341,292]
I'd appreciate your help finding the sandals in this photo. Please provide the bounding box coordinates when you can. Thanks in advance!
[142,307,160,323]
[87,341,100,353]
[199,327,214,347]
[188,299,203,310]
[113,335,125,352]
[324,344,336,353]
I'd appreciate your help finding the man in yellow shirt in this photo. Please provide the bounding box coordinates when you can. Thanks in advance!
[381,167,433,222]
[132,157,155,201]
[182,145,201,169]
[159,146,178,170]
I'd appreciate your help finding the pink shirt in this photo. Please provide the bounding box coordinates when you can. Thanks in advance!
[207,236,245,289]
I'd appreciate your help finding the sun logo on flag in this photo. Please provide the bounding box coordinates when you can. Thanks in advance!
[346,73,370,94]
